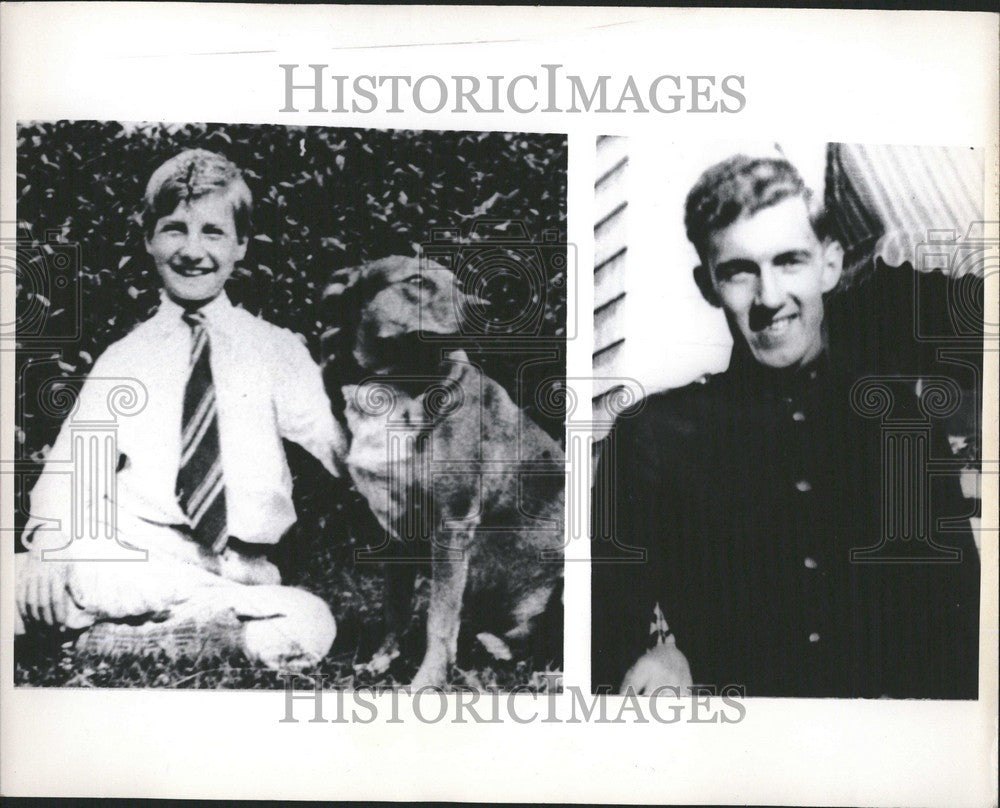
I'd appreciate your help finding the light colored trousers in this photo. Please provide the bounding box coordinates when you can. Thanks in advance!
[15,512,336,671]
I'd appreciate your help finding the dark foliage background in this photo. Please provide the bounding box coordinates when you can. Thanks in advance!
[13,120,567,688]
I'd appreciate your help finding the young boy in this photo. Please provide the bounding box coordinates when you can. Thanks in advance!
[16,149,346,672]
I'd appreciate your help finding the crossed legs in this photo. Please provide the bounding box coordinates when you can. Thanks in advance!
[15,517,335,672]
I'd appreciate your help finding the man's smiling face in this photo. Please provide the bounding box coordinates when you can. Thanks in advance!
[703,196,843,370]
[145,191,247,307]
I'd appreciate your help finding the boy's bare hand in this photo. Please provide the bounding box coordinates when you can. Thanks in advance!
[16,554,71,628]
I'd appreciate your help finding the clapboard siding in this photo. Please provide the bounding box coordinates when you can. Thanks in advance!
[594,205,627,269]
[593,136,629,440]
[594,294,626,351]
[596,135,629,179]
[593,136,628,356]
[594,248,627,310]
[596,158,628,224]
[593,341,626,398]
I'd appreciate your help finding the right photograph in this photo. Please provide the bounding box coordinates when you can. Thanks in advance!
[590,139,987,698]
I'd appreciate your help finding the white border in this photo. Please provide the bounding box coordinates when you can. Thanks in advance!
[1,4,997,805]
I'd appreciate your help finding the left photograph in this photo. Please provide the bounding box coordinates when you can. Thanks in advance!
[12,121,568,690]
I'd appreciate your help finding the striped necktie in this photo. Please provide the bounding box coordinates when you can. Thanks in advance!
[175,309,228,553]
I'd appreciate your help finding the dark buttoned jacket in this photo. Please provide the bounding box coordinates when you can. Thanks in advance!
[591,263,982,698]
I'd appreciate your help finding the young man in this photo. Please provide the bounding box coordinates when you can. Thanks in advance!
[591,155,981,698]
[16,149,347,671]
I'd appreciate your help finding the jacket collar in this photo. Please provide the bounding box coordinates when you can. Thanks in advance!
[725,340,834,400]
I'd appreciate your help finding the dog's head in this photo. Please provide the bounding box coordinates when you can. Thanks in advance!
[321,255,486,376]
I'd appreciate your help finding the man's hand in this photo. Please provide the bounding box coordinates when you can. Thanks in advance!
[620,635,694,695]
[15,553,72,629]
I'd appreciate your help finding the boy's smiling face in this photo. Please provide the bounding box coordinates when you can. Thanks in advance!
[145,191,247,307]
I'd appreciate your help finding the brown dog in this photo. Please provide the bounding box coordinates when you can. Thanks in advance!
[322,255,564,688]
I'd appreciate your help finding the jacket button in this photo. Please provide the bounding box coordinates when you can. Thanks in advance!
[795,479,813,493]
[792,411,806,422]
[809,632,821,643]
[804,556,818,569]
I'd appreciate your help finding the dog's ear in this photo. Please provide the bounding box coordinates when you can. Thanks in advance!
[321,265,362,333]
[323,265,362,301]
[321,265,363,374]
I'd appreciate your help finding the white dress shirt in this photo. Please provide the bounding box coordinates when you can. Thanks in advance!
[24,291,346,548]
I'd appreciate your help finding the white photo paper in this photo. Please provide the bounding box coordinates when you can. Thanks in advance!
[1,3,996,805]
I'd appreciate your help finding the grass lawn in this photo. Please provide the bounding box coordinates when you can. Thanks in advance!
[14,471,563,691]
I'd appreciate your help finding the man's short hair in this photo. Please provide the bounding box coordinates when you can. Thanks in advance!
[142,149,252,240]
[684,155,826,261]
